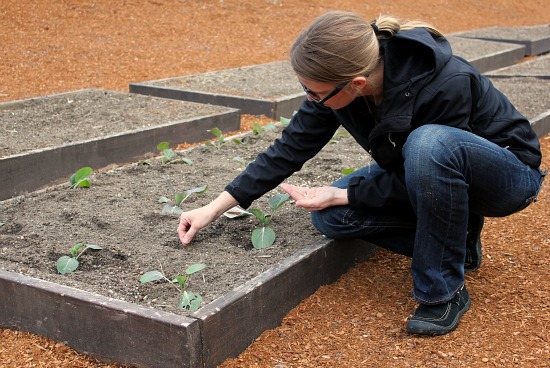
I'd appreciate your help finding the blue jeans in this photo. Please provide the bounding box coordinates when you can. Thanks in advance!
[311,125,545,304]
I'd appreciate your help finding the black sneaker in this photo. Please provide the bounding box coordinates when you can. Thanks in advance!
[465,215,484,273]
[406,286,471,336]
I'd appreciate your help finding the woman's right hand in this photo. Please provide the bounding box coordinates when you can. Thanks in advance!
[177,206,218,245]
[177,191,238,246]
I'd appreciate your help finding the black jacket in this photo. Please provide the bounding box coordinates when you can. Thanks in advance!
[226,28,542,209]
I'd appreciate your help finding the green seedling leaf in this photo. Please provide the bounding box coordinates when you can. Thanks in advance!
[179,291,203,311]
[0,222,4,228]
[86,244,102,251]
[162,148,176,160]
[182,158,193,165]
[174,275,187,288]
[249,208,268,225]
[232,138,243,145]
[264,122,277,131]
[159,196,170,204]
[188,293,203,311]
[57,256,79,274]
[174,192,185,206]
[70,167,93,188]
[162,204,184,215]
[208,127,223,138]
[186,263,206,275]
[157,142,170,151]
[69,242,85,257]
[252,226,276,249]
[329,130,351,144]
[341,167,358,175]
[280,116,291,126]
[140,270,165,283]
[268,193,290,212]
[233,156,248,169]
[252,122,264,135]
[186,184,208,196]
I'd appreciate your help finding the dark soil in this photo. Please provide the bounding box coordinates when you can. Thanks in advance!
[0,89,231,157]
[0,126,368,314]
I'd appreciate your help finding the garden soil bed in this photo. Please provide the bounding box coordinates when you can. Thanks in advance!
[0,126,368,315]
[1,0,549,367]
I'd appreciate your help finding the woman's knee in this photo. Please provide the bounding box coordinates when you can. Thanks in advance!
[311,209,342,239]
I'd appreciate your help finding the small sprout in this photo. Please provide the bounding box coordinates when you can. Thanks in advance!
[329,130,351,144]
[252,122,277,135]
[140,263,206,311]
[249,194,290,249]
[279,111,296,126]
[205,127,242,149]
[279,116,291,126]
[232,156,251,169]
[252,122,264,135]
[157,141,193,165]
[159,176,207,215]
[341,167,359,175]
[205,127,225,149]
[69,167,93,188]
[0,222,4,228]
[57,242,102,274]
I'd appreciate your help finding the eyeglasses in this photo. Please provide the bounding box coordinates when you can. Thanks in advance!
[300,81,348,105]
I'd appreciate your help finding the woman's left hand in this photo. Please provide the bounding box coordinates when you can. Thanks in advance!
[280,183,349,212]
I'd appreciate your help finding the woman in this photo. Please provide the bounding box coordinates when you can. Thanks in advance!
[178,11,545,335]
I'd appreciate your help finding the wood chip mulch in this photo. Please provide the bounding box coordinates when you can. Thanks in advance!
[1,1,548,367]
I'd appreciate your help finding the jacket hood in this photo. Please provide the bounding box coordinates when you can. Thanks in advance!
[370,29,453,140]
[381,28,452,90]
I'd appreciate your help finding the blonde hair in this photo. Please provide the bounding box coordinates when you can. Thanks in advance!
[290,11,443,83]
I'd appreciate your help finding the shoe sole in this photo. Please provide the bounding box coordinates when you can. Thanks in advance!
[406,298,471,336]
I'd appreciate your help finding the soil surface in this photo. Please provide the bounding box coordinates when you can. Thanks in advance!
[1,1,549,367]
[0,125,367,314]
[0,89,231,158]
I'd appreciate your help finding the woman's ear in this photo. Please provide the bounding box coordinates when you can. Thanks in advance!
[351,76,368,94]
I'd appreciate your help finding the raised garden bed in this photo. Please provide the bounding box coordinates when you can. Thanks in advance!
[0,89,240,200]
[0,126,376,367]
[447,36,525,73]
[486,53,550,78]
[453,24,550,56]
[129,61,305,120]
[489,76,550,137]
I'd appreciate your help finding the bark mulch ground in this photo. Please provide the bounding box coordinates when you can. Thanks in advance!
[1,1,548,367]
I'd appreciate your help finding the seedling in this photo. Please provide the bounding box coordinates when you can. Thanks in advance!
[279,111,297,127]
[252,122,277,135]
[56,242,102,274]
[159,175,207,215]
[140,263,206,311]
[248,193,290,249]
[329,130,351,144]
[232,156,251,170]
[0,222,4,228]
[341,167,359,175]
[157,141,193,165]
[279,116,291,126]
[69,167,93,188]
[205,127,243,149]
